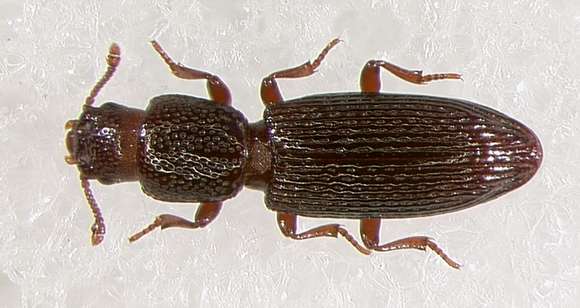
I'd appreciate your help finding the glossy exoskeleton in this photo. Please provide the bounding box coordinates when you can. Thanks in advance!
[65,40,542,268]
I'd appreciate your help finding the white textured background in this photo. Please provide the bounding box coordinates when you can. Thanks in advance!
[1,1,579,307]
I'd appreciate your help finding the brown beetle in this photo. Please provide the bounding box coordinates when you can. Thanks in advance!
[65,40,542,268]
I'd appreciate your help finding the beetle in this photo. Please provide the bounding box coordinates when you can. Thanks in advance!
[65,39,542,268]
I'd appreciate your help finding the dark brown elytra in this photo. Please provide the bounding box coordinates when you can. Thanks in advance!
[65,39,542,269]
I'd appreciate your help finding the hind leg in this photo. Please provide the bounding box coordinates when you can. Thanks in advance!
[360,60,462,93]
[360,218,461,269]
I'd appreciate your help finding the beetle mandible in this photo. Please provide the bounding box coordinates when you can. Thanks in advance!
[65,39,542,268]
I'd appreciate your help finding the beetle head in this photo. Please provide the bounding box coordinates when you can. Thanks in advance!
[64,43,123,245]
[65,103,145,184]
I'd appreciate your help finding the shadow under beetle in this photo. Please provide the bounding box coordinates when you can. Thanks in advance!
[65,39,542,269]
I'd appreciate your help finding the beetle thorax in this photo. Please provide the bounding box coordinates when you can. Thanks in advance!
[137,95,249,203]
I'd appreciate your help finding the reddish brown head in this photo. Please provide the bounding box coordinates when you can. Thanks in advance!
[65,103,145,185]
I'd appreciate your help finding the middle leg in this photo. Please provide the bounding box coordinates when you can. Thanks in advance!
[277,212,371,255]
[260,38,341,106]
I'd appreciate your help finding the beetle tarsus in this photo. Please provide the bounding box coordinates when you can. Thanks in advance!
[277,212,371,255]
[129,216,164,242]
[423,238,462,269]
[368,235,461,270]
[336,227,372,255]
[360,218,461,269]
[360,60,462,92]
[150,40,232,105]
[260,38,342,106]
[129,214,198,242]
[130,203,222,242]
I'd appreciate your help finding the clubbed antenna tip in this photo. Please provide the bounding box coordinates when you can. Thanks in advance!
[81,177,106,245]
[85,43,122,106]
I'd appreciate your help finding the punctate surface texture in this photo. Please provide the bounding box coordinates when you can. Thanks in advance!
[140,94,248,203]
[265,93,542,218]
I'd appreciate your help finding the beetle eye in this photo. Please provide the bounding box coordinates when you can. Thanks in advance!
[65,120,79,165]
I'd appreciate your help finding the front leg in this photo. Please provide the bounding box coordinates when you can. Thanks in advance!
[151,41,232,105]
[129,202,222,242]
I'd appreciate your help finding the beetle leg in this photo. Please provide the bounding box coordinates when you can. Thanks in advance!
[151,41,232,105]
[277,212,371,255]
[261,38,341,106]
[360,60,462,93]
[129,202,222,242]
[360,218,461,269]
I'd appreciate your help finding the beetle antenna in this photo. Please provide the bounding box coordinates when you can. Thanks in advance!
[85,43,121,106]
[81,177,106,245]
